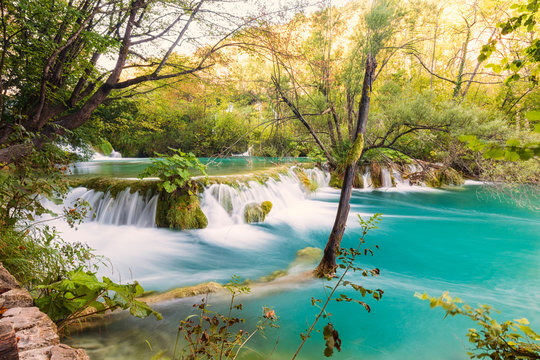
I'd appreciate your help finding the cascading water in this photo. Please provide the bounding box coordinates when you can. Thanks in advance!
[68,187,158,227]
[381,167,393,187]
[392,167,410,187]
[200,167,330,226]
[63,164,421,231]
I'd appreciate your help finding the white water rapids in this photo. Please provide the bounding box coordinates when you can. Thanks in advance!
[63,165,421,229]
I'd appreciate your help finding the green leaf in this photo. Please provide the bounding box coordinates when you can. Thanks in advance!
[506,138,521,147]
[504,150,520,162]
[525,111,540,121]
[483,147,505,160]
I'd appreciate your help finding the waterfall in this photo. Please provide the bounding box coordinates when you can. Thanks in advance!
[70,188,158,227]
[381,167,393,188]
[200,167,330,226]
[392,168,410,187]
[362,169,372,189]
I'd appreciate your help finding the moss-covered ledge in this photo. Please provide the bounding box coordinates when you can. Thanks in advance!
[68,177,207,230]
[68,177,160,197]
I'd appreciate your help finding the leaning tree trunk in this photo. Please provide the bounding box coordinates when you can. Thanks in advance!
[315,55,377,277]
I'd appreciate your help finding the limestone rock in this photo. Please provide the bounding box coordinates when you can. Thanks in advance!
[50,344,90,360]
[1,289,33,309]
[0,264,20,293]
[0,323,19,360]
[16,321,59,352]
[18,346,52,360]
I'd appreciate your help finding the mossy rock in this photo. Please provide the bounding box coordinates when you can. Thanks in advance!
[353,172,364,188]
[258,270,288,282]
[291,247,323,266]
[261,201,273,215]
[139,282,224,303]
[426,168,464,188]
[69,177,160,197]
[156,192,208,230]
[293,167,318,192]
[244,202,266,223]
[370,163,382,188]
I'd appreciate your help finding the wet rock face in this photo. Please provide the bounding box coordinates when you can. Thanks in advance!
[0,263,89,360]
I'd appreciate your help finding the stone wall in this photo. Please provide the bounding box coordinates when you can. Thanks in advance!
[0,263,89,360]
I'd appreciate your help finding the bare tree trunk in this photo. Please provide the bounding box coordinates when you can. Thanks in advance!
[461,27,497,99]
[315,55,376,277]
[272,76,336,166]
[331,105,343,144]
[327,114,337,148]
[452,26,470,99]
[346,91,355,142]
[430,7,441,90]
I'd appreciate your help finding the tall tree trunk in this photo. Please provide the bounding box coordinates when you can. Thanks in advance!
[346,91,355,142]
[452,26,470,99]
[327,114,337,148]
[315,55,376,277]
[461,27,497,99]
[430,7,441,90]
[331,105,343,144]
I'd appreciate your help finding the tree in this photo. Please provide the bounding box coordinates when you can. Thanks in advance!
[0,0,263,164]
[315,54,376,276]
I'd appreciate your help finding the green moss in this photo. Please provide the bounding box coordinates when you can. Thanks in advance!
[156,192,208,230]
[69,177,159,197]
[244,203,266,223]
[139,282,224,303]
[346,134,365,166]
[426,168,464,188]
[292,247,323,266]
[353,172,364,188]
[294,167,318,192]
[258,270,288,283]
[93,138,114,156]
[370,163,382,188]
[261,201,273,215]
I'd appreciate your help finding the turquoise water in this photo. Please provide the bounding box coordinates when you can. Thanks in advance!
[70,157,313,178]
[65,185,540,359]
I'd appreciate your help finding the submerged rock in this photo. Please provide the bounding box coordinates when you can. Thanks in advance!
[258,270,288,283]
[293,247,323,266]
[139,282,224,304]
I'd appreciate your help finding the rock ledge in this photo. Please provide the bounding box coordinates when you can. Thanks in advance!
[0,263,89,360]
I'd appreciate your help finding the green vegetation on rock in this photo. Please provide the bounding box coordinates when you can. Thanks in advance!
[294,167,319,192]
[425,168,465,188]
[93,138,114,156]
[69,177,159,197]
[244,203,265,223]
[156,192,208,230]
[261,201,273,215]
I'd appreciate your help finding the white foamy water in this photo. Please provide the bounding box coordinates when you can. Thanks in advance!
[64,187,158,227]
[200,167,330,227]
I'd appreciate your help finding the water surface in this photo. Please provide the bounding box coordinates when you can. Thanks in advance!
[61,178,539,359]
[70,156,313,178]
